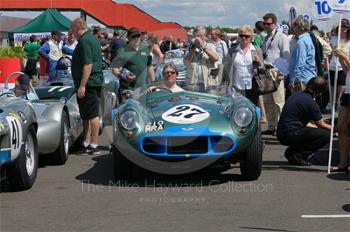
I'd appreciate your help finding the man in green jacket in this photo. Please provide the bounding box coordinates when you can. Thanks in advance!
[71,18,104,155]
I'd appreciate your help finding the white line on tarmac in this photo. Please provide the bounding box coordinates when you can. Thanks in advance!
[302,215,350,218]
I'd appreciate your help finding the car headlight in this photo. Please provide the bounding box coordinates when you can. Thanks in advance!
[233,107,253,128]
[120,110,139,131]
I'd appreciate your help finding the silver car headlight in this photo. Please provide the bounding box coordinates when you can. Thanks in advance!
[233,107,253,128]
[120,110,139,131]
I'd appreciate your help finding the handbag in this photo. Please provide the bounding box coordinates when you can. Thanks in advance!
[252,66,279,95]
[251,51,279,95]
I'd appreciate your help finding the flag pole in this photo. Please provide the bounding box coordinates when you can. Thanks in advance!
[327,12,342,174]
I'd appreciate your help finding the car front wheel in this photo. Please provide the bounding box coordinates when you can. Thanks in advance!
[240,128,263,180]
[7,125,38,191]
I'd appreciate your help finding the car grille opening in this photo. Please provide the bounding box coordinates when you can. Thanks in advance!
[168,136,207,154]
[210,136,233,153]
[142,136,233,155]
[143,137,166,154]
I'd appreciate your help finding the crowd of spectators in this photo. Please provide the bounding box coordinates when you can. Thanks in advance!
[3,13,349,172]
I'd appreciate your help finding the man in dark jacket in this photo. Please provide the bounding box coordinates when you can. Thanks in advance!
[277,76,331,165]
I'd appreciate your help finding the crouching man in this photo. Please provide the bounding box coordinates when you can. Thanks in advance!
[276,76,331,165]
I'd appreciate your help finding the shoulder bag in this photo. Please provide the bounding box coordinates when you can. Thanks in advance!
[251,50,279,95]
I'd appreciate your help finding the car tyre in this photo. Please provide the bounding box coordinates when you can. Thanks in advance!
[7,125,38,191]
[240,127,262,180]
[112,145,133,181]
[52,111,69,165]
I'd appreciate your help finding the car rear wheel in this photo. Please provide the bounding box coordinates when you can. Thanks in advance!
[240,127,263,180]
[52,111,69,165]
[112,145,133,181]
[8,125,38,191]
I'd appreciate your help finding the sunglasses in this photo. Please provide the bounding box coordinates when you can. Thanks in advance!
[239,34,251,39]
[264,22,274,26]
[131,34,141,39]
[163,71,176,76]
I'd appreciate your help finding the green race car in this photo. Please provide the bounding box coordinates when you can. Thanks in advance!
[111,81,263,181]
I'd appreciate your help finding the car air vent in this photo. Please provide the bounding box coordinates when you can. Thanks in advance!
[168,136,208,154]
[210,136,233,153]
[143,137,166,153]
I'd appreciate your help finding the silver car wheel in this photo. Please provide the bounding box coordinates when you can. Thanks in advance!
[25,131,35,176]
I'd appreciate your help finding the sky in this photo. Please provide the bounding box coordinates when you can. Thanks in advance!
[1,0,350,31]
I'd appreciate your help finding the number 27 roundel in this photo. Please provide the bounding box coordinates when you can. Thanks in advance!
[162,104,210,124]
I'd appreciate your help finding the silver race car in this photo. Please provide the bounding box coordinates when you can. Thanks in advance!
[3,72,82,164]
[3,68,118,164]
[33,69,118,160]
[0,73,38,190]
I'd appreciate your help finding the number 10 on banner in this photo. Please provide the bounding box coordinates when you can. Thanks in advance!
[314,0,333,20]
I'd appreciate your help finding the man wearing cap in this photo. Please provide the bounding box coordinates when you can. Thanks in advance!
[38,30,73,81]
[111,27,155,96]
[71,18,104,155]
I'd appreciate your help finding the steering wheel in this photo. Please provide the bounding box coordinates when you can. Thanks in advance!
[152,87,172,93]
[0,91,16,98]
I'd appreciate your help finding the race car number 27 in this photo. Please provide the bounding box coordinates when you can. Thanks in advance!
[6,116,23,158]
[162,104,210,124]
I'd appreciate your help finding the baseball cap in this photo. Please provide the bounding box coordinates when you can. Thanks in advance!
[127,27,141,38]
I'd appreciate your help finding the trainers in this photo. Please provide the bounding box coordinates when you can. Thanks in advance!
[76,145,92,156]
[284,148,299,165]
[89,146,101,155]
[293,153,312,166]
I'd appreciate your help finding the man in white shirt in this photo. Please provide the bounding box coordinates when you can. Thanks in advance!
[262,13,290,135]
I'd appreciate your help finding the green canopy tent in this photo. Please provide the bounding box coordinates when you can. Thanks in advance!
[8,9,71,41]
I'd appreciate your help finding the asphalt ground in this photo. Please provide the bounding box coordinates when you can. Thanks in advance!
[1,126,349,232]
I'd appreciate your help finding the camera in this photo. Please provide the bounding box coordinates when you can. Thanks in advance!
[190,39,201,50]
[120,67,135,80]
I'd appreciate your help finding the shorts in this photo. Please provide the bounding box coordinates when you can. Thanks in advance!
[340,93,350,107]
[77,87,101,120]
[24,59,38,76]
[329,70,347,86]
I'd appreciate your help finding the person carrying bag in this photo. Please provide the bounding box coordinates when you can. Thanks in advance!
[251,51,280,95]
